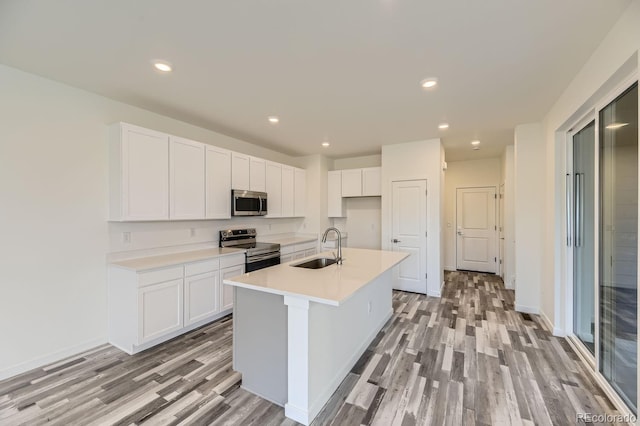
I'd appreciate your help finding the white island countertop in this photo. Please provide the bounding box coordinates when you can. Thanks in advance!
[224,247,408,306]
[109,247,245,272]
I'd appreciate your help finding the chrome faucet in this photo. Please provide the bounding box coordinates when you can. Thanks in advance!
[321,227,343,265]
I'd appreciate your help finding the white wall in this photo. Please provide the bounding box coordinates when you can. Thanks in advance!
[540,0,640,333]
[333,154,381,170]
[443,158,501,271]
[501,146,516,289]
[0,64,307,379]
[381,139,444,296]
[333,198,382,249]
[514,123,545,314]
[298,155,332,236]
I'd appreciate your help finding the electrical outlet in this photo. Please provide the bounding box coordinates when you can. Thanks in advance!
[122,232,131,244]
[268,224,272,231]
[190,228,196,237]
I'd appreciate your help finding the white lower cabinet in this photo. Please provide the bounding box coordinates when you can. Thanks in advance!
[108,253,245,355]
[220,264,244,311]
[184,271,219,326]
[139,279,184,344]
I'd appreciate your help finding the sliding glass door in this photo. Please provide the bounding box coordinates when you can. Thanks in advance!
[599,82,638,412]
[568,80,638,415]
[572,121,596,353]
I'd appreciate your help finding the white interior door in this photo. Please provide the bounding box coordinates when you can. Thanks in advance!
[391,180,427,294]
[456,187,497,273]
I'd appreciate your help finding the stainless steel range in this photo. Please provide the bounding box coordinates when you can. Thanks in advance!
[219,228,281,272]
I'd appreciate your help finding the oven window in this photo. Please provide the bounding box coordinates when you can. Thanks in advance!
[246,256,280,272]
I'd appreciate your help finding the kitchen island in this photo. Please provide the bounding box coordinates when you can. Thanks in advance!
[223,247,408,425]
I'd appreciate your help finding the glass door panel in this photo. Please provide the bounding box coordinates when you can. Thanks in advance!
[599,82,638,413]
[573,121,596,353]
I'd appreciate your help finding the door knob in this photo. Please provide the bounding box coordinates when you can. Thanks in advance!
[457,231,464,235]
[392,238,401,243]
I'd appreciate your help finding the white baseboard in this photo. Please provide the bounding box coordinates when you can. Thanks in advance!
[0,337,106,381]
[285,402,310,425]
[539,311,564,337]
[514,304,539,314]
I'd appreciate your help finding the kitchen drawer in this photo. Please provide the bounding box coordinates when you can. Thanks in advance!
[220,254,245,269]
[296,241,317,252]
[185,258,219,277]
[280,244,295,255]
[138,266,183,287]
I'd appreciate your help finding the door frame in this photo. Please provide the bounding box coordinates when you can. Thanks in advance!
[455,185,498,273]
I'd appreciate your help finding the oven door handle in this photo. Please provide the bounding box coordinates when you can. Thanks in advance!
[247,252,281,263]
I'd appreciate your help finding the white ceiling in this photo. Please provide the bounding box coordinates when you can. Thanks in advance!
[0,0,631,161]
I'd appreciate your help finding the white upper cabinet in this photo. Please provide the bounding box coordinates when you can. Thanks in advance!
[266,161,282,217]
[338,167,381,198]
[232,152,250,190]
[341,169,363,197]
[205,146,231,219]
[250,156,266,192]
[328,170,346,217]
[169,137,205,220]
[281,165,295,217]
[110,122,170,221]
[294,168,306,217]
[362,167,382,196]
[109,122,307,222]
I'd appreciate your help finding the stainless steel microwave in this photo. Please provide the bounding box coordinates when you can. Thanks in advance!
[231,190,268,216]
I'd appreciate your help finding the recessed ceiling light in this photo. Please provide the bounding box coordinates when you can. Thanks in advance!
[471,140,481,146]
[321,141,330,148]
[438,123,449,130]
[153,61,172,72]
[268,116,280,124]
[606,122,629,129]
[420,78,438,89]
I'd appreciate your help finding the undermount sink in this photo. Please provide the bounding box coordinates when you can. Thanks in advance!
[291,257,337,269]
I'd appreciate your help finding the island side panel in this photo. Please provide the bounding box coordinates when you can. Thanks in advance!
[233,286,288,405]
[307,269,393,421]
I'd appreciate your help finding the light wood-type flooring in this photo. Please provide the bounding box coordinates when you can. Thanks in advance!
[0,271,623,425]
